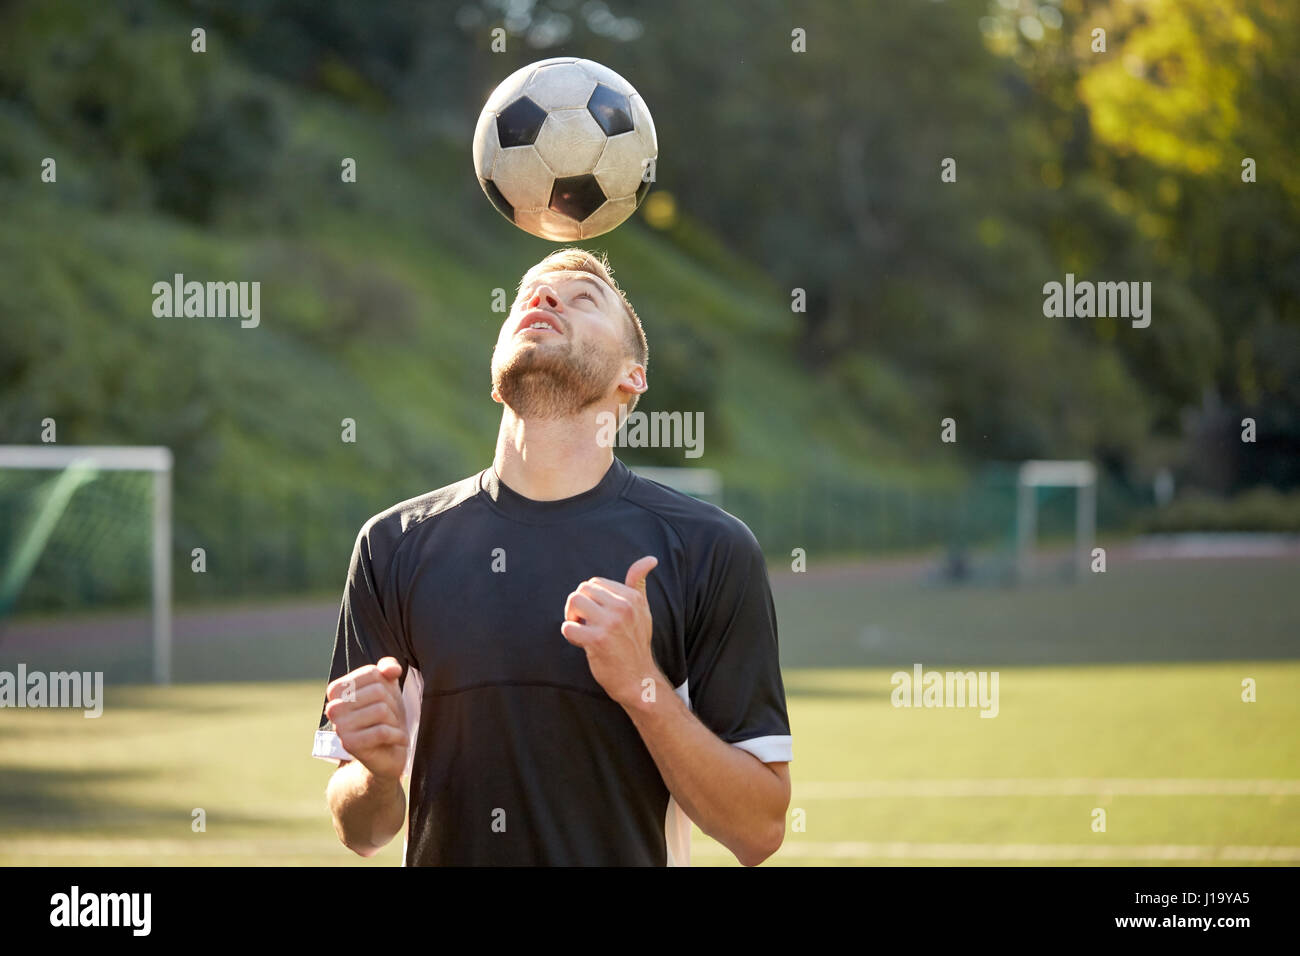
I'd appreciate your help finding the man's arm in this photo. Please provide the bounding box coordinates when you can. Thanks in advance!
[326,759,407,857]
[622,685,789,866]
[322,657,411,856]
[563,556,791,866]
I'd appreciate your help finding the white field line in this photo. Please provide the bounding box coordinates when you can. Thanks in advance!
[693,842,1300,862]
[795,779,1300,798]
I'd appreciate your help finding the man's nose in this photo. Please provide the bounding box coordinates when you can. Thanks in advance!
[529,285,561,310]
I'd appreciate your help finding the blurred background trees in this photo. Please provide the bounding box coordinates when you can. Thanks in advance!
[1,0,1295,604]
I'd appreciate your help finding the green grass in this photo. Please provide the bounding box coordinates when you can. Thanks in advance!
[753,661,1300,866]
[1,557,1297,865]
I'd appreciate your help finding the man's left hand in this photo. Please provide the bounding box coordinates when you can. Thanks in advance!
[561,555,663,707]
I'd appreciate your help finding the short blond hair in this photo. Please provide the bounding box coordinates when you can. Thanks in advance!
[517,248,649,412]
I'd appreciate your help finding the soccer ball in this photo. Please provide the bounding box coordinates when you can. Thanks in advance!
[473,57,658,241]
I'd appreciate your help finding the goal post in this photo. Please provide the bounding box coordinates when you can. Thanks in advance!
[0,445,173,684]
[1015,460,1096,582]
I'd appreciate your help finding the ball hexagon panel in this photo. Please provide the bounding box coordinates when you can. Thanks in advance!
[512,208,545,237]
[580,195,639,239]
[496,96,548,148]
[491,145,555,210]
[574,58,635,97]
[534,108,607,178]
[586,83,634,137]
[482,57,575,114]
[535,208,584,242]
[592,129,653,201]
[549,174,608,222]
[628,93,658,154]
[522,61,598,111]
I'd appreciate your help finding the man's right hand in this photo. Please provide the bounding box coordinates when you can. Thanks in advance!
[324,656,409,781]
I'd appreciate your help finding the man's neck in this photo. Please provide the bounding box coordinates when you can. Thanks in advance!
[493,405,616,501]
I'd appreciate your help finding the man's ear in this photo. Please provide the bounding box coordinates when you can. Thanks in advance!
[616,363,647,399]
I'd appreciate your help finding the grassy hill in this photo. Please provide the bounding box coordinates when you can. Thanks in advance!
[0,2,963,605]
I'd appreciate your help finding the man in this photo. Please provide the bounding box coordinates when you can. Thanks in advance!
[312,248,792,866]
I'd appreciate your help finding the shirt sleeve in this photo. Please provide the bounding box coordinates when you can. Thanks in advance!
[311,516,418,764]
[683,514,792,764]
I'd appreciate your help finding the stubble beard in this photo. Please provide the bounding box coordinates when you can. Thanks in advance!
[492,335,620,420]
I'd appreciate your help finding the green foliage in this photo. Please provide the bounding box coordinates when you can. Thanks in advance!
[0,0,1295,606]
[983,0,1300,487]
[1144,487,1300,534]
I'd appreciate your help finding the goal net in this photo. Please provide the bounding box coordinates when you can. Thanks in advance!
[0,446,173,683]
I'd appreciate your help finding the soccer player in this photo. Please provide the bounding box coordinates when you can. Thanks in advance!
[312,248,792,866]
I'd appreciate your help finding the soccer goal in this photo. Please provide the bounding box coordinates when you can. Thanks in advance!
[1015,460,1097,582]
[0,445,173,683]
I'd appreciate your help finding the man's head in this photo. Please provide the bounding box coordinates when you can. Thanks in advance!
[490,248,649,420]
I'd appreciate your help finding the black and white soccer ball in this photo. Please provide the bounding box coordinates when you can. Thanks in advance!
[473,58,658,241]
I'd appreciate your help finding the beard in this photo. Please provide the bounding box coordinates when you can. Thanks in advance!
[491,334,620,420]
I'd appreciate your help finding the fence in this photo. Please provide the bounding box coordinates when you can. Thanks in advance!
[1,463,1151,615]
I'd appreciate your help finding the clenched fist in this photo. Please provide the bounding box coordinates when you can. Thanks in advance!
[324,656,409,781]
[562,556,663,708]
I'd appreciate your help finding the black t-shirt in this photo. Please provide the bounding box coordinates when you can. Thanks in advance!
[311,456,791,866]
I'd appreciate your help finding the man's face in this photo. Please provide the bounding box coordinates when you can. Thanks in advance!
[491,269,632,419]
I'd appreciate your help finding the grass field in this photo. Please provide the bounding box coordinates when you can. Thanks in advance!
[1,555,1297,866]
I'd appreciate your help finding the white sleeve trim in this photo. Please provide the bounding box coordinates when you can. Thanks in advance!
[310,667,423,775]
[732,734,792,763]
[401,668,423,781]
[312,729,353,762]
